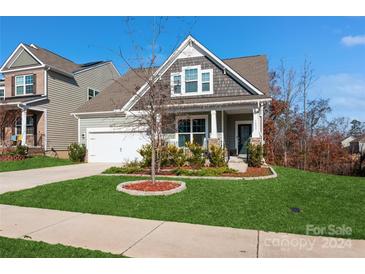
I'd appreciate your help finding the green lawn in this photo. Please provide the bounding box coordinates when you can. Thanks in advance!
[0,156,74,172]
[0,166,364,239]
[0,236,122,258]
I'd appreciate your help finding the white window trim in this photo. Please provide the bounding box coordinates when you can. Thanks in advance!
[15,115,35,135]
[171,65,213,97]
[170,72,182,95]
[87,87,100,100]
[175,115,209,147]
[15,74,34,96]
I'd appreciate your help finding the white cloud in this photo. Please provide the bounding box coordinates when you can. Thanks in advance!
[341,35,365,47]
[313,73,365,121]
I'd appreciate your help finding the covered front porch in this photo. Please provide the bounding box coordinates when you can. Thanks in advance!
[165,101,265,156]
[0,105,46,149]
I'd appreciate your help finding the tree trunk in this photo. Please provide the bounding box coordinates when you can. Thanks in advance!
[151,131,156,184]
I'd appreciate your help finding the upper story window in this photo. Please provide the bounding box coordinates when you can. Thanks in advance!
[88,88,100,100]
[171,65,213,96]
[185,68,198,93]
[202,72,211,92]
[172,75,181,94]
[0,88,4,99]
[15,75,34,96]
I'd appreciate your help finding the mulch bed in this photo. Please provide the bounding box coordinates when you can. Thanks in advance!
[123,181,181,192]
[221,167,273,177]
[0,155,26,162]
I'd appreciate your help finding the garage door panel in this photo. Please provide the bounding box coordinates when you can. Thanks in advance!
[88,131,148,163]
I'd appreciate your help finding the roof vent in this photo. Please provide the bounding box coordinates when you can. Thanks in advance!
[30,44,38,49]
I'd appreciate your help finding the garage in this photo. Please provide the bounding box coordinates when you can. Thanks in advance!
[87,129,148,163]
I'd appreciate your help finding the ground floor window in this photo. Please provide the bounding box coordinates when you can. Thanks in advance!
[15,115,35,135]
[177,116,207,147]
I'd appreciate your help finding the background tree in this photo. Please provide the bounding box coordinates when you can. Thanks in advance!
[349,119,364,136]
[0,106,18,153]
[298,58,315,169]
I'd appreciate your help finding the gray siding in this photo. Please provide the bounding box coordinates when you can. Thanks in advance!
[10,50,39,68]
[79,116,137,145]
[45,63,119,150]
[166,56,251,97]
[225,113,253,151]
[131,56,253,111]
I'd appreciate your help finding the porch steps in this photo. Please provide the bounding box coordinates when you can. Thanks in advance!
[228,156,248,173]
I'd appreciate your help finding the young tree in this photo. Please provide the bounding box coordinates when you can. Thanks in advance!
[115,17,194,183]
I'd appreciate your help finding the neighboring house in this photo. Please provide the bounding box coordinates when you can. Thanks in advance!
[341,135,357,149]
[349,135,365,155]
[73,36,271,163]
[0,43,120,157]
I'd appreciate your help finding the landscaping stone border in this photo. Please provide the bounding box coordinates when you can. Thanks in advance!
[116,180,186,196]
[105,166,278,181]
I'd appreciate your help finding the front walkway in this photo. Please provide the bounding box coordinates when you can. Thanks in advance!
[0,163,113,194]
[1,204,364,258]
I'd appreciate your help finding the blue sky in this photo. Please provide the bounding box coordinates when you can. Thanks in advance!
[1,16,364,121]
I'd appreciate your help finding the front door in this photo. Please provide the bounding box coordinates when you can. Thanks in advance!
[237,124,252,155]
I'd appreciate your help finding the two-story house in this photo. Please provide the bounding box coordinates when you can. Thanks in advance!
[73,36,271,163]
[0,43,120,157]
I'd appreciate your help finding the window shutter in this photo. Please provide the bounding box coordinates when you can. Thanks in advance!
[11,76,15,96]
[33,74,37,94]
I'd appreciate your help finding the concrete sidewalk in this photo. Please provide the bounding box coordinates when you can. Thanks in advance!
[0,163,113,194]
[1,204,364,258]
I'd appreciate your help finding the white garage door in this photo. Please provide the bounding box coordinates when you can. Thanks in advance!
[87,131,148,163]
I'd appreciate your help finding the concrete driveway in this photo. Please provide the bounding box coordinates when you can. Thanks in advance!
[0,163,113,194]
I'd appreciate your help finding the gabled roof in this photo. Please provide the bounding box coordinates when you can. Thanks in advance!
[73,54,270,115]
[224,55,269,95]
[0,43,114,77]
[350,134,365,143]
[122,35,266,112]
[73,68,156,114]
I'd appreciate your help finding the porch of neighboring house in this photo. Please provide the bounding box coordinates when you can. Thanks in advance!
[164,102,264,158]
[0,106,46,151]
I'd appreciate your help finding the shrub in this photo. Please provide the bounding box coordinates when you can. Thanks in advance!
[247,143,263,167]
[103,166,143,174]
[208,145,226,167]
[167,144,187,167]
[138,144,152,167]
[15,145,28,156]
[173,167,236,177]
[186,142,206,168]
[68,143,86,162]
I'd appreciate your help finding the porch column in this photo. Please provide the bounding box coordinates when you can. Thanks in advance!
[21,108,27,146]
[210,110,217,138]
[252,106,261,139]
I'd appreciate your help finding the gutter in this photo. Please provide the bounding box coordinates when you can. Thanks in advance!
[165,97,272,108]
[71,109,125,118]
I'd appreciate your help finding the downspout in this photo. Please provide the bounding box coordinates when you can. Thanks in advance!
[16,103,27,146]
[72,113,81,144]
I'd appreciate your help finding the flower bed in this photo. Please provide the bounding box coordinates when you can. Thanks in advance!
[116,180,186,196]
[104,165,274,178]
[0,154,26,162]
